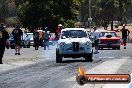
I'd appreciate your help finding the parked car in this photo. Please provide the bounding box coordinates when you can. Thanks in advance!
[26,33,34,46]
[21,33,30,48]
[9,34,15,49]
[56,28,93,63]
[98,30,121,50]
[9,33,31,49]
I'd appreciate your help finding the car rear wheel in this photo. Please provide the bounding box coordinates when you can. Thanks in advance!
[85,53,93,62]
[56,49,62,63]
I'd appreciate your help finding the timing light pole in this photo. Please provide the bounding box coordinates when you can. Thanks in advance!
[88,0,92,31]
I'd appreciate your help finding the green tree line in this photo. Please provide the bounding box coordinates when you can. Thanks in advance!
[0,0,132,31]
[15,0,81,32]
[80,0,132,30]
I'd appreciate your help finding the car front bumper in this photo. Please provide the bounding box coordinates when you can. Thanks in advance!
[59,48,93,55]
[98,44,120,48]
[60,53,92,58]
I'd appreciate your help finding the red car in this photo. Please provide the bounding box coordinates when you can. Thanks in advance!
[98,30,120,50]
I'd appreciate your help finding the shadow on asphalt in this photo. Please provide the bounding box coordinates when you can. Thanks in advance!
[99,48,120,50]
[60,60,92,63]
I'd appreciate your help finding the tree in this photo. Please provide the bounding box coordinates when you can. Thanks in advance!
[100,0,119,30]
[15,0,81,32]
[0,0,9,22]
[80,0,132,30]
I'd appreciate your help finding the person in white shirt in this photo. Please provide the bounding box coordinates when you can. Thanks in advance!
[91,27,100,54]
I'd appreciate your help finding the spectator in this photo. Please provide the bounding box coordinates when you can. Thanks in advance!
[43,27,50,50]
[39,30,44,47]
[0,23,9,64]
[33,29,39,50]
[91,27,100,54]
[120,25,130,49]
[56,24,63,40]
[12,25,23,55]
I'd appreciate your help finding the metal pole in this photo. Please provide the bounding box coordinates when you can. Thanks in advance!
[89,0,91,18]
[89,0,92,31]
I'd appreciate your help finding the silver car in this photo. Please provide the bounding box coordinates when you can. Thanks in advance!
[56,28,93,63]
[26,33,34,46]
[22,33,30,48]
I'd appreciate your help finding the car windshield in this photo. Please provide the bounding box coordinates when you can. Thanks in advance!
[99,32,117,37]
[61,30,87,38]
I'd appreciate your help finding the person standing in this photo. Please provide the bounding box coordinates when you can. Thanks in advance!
[33,29,39,50]
[0,23,9,64]
[91,27,100,54]
[39,30,44,47]
[43,28,50,50]
[56,24,63,40]
[12,25,23,55]
[120,25,130,49]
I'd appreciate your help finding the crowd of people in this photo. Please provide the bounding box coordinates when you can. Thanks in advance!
[0,23,64,64]
[0,22,131,64]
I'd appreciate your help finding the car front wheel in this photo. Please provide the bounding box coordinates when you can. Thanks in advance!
[85,53,93,62]
[117,47,120,50]
[56,49,62,63]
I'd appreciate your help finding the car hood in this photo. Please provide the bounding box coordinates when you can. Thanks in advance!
[58,38,91,44]
[98,37,120,40]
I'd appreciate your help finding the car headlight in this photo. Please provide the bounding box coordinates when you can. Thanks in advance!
[59,42,66,46]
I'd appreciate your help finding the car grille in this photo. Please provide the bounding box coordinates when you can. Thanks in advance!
[73,42,79,52]
[101,40,118,44]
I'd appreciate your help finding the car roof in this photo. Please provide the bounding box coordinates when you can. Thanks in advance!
[62,28,86,31]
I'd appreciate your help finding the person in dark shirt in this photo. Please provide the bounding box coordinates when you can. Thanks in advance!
[12,25,23,55]
[33,29,39,50]
[120,25,130,49]
[0,23,9,64]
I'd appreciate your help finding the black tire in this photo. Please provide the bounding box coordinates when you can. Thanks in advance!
[76,75,86,85]
[92,43,95,47]
[117,47,120,50]
[85,53,93,62]
[56,49,62,63]
[113,47,116,50]
[23,45,26,48]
